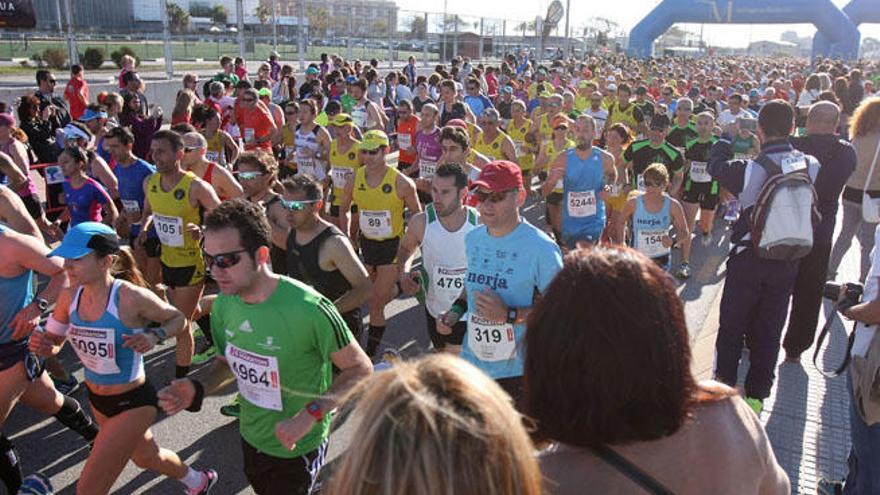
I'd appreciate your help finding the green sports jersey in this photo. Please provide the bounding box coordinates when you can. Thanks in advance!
[211,276,352,459]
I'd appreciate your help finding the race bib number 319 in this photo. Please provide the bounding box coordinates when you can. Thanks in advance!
[467,314,516,362]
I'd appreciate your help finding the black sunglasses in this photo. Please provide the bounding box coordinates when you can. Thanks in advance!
[362,149,382,155]
[203,249,248,270]
[241,98,255,103]
[473,188,515,203]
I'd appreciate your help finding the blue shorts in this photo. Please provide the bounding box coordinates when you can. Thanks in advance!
[0,340,43,380]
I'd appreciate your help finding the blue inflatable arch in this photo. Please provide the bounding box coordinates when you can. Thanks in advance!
[813,0,880,59]
[627,0,860,60]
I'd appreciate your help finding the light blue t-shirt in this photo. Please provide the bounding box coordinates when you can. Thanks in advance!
[460,221,563,379]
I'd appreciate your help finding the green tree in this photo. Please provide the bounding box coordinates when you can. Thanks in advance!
[211,4,228,24]
[306,5,329,37]
[254,4,272,25]
[408,16,426,39]
[166,2,191,34]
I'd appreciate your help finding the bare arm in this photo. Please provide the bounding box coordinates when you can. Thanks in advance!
[325,236,372,314]
[222,131,241,165]
[501,136,517,162]
[396,212,426,295]
[0,187,41,241]
[669,198,691,262]
[398,173,422,214]
[193,178,223,212]
[214,165,244,200]
[91,157,119,198]
[541,152,567,197]
[9,233,68,339]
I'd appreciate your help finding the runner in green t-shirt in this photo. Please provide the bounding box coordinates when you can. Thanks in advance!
[158,199,372,495]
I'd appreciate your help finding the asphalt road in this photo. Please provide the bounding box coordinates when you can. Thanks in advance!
[5,192,733,494]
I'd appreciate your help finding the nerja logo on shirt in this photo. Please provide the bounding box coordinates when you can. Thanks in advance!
[466,272,509,290]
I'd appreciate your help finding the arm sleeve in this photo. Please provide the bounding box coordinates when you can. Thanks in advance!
[708,139,748,195]
[314,297,354,360]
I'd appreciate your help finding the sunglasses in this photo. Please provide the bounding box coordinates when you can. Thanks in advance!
[280,199,320,211]
[362,148,382,155]
[644,179,665,188]
[48,79,57,84]
[204,249,248,270]
[241,98,255,103]
[473,188,515,203]
[238,171,265,181]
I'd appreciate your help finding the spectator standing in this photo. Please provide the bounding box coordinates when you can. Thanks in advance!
[64,65,89,122]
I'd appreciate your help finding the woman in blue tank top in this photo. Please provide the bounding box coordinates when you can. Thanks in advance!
[614,163,692,279]
[0,224,98,495]
[29,223,218,495]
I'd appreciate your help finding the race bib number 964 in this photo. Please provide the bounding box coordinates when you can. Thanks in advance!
[226,344,283,411]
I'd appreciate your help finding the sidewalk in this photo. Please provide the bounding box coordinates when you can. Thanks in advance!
[691,231,856,494]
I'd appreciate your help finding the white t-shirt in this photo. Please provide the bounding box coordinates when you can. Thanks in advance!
[853,224,880,356]
[717,108,750,128]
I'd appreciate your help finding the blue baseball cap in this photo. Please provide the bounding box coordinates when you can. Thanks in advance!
[80,108,107,122]
[345,75,357,84]
[48,222,120,259]
[306,66,320,75]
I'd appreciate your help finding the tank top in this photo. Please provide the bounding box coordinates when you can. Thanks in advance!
[473,130,507,161]
[280,126,297,172]
[352,166,404,240]
[203,130,226,166]
[0,225,33,344]
[146,171,202,267]
[632,195,671,259]
[609,102,639,129]
[351,101,371,130]
[416,128,442,180]
[286,225,351,302]
[561,147,605,239]
[1,140,37,198]
[68,279,145,385]
[295,124,325,180]
[329,139,362,206]
[421,204,479,317]
[546,138,576,193]
[538,114,553,141]
[506,118,534,170]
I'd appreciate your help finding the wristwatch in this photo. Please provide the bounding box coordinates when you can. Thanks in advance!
[34,297,49,313]
[145,327,168,344]
[506,307,517,325]
[305,401,324,422]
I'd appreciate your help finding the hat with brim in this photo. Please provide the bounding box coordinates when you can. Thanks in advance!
[361,130,389,151]
[48,222,120,260]
[330,113,354,127]
[471,160,523,192]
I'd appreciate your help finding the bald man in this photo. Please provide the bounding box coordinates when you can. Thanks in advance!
[782,100,858,361]
[181,132,243,201]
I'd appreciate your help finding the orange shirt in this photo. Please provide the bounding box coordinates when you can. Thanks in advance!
[235,102,276,152]
[397,115,420,165]
[65,76,89,121]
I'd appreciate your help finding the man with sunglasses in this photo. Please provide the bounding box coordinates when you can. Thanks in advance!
[234,88,277,153]
[545,115,617,249]
[326,114,363,241]
[339,130,421,357]
[623,113,685,196]
[437,161,562,404]
[284,175,371,343]
[35,69,71,132]
[181,133,243,202]
[158,199,372,495]
[463,76,494,120]
[582,92,608,134]
[473,109,517,163]
[138,130,222,379]
[398,163,479,354]
[666,97,697,150]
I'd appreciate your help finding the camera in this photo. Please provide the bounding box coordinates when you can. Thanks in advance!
[823,281,864,312]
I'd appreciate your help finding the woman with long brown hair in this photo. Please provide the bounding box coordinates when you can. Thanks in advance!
[828,96,880,281]
[525,246,789,494]
[324,354,543,495]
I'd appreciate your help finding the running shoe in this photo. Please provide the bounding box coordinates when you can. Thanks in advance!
[187,469,219,495]
[701,231,713,248]
[52,375,79,396]
[219,395,241,418]
[745,397,764,415]
[191,322,204,339]
[17,473,54,495]
[675,262,691,280]
[191,346,217,365]
[816,478,844,495]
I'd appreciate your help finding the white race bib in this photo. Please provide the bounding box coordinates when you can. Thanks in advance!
[689,161,711,183]
[226,343,283,411]
[359,210,393,239]
[205,151,220,163]
[467,314,516,362]
[637,229,668,258]
[45,165,65,185]
[419,159,437,179]
[330,167,353,189]
[284,146,297,161]
[297,158,317,177]
[398,133,412,150]
[608,183,622,196]
[68,326,120,375]
[244,128,255,142]
[431,266,466,309]
[153,214,185,247]
[780,152,807,175]
[567,190,597,217]
[121,199,141,214]
[637,173,646,192]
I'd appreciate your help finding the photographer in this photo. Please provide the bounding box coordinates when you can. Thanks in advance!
[819,233,880,494]
[782,101,857,362]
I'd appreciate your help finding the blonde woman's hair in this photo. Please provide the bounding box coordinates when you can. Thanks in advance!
[110,246,151,290]
[172,89,197,122]
[849,97,880,139]
[643,162,670,186]
[324,354,543,495]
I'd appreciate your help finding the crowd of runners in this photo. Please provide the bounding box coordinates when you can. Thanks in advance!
[0,49,879,494]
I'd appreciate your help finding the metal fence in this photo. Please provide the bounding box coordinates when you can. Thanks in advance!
[0,1,613,75]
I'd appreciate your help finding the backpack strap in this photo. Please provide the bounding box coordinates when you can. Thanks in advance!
[813,311,858,378]
[589,445,675,495]
[752,153,782,178]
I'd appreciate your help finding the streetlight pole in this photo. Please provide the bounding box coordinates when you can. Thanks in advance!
[63,0,78,65]
[563,0,571,57]
[236,0,245,59]
[272,0,278,51]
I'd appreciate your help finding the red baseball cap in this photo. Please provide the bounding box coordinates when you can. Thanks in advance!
[471,161,523,192]
[445,118,468,129]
